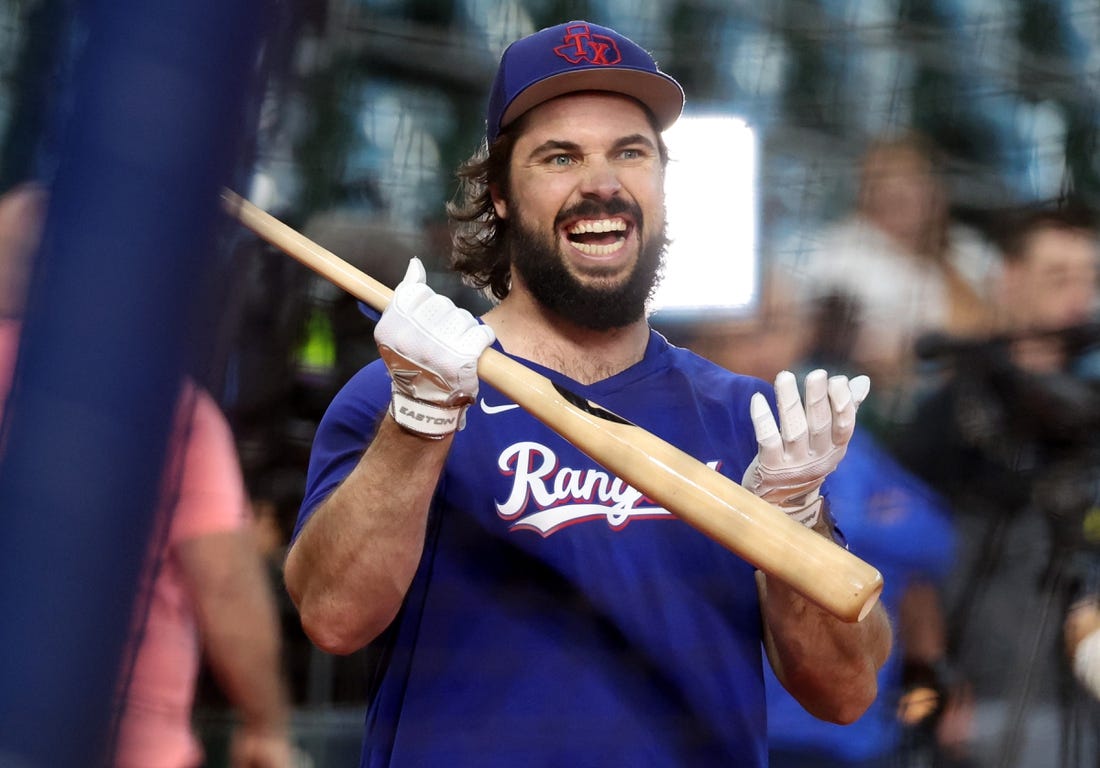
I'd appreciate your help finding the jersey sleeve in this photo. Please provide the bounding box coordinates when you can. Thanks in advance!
[293,360,392,540]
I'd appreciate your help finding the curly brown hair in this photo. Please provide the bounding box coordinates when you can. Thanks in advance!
[446,105,670,302]
[446,131,519,302]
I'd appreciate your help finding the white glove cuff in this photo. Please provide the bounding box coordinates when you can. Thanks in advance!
[390,391,465,439]
[1073,628,1100,699]
[781,494,822,528]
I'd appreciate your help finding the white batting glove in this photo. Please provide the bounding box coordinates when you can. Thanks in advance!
[741,369,870,527]
[375,258,495,439]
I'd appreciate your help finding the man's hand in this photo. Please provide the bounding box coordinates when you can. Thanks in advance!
[375,257,496,438]
[742,369,870,527]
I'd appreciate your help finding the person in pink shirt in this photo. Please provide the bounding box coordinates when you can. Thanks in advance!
[0,183,295,768]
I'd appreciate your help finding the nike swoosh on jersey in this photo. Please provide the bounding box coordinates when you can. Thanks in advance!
[480,399,521,414]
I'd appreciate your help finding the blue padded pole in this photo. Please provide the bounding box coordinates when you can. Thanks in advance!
[0,1,267,764]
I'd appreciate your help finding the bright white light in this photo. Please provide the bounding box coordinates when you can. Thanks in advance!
[248,171,278,210]
[650,115,758,319]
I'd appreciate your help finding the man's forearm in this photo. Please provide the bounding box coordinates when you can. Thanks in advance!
[760,566,893,724]
[284,415,450,653]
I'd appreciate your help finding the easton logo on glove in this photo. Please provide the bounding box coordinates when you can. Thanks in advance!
[396,403,459,429]
[375,258,496,439]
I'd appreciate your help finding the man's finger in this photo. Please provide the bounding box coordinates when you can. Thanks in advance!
[804,369,831,456]
[774,370,807,445]
[850,375,871,407]
[828,375,858,443]
[402,256,426,284]
[749,392,784,466]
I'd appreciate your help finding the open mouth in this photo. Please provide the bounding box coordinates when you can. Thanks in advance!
[564,217,631,256]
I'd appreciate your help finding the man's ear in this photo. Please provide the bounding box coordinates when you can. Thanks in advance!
[490,184,508,220]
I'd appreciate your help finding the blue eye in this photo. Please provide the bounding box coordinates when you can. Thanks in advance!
[550,154,573,166]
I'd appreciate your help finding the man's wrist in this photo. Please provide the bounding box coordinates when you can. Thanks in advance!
[780,492,822,528]
[389,391,464,439]
[810,497,848,548]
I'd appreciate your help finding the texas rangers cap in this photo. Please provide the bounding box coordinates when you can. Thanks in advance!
[486,20,685,143]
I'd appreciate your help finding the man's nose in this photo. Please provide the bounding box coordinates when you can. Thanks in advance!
[578,158,622,199]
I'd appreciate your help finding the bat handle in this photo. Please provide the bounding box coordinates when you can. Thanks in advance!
[220,189,395,314]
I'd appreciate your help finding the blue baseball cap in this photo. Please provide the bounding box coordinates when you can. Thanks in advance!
[486,20,685,143]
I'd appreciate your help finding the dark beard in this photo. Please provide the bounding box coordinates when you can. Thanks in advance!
[507,200,667,331]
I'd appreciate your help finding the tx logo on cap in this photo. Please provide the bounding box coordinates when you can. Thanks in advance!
[554,23,622,66]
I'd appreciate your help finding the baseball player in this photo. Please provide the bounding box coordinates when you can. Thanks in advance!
[285,20,892,767]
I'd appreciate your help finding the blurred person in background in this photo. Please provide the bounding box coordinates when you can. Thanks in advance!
[1064,598,1100,702]
[893,204,1100,767]
[678,270,961,767]
[776,132,1001,437]
[0,182,297,768]
[114,382,296,768]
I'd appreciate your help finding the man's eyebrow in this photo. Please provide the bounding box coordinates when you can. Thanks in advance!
[527,139,581,158]
[613,134,658,152]
[526,135,657,159]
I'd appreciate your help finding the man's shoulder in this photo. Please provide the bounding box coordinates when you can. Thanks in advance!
[645,333,771,425]
[653,332,767,386]
[332,357,391,402]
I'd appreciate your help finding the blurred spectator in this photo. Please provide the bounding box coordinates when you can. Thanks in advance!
[239,467,318,709]
[0,183,296,768]
[893,204,1100,767]
[672,269,959,767]
[0,183,43,322]
[682,269,814,384]
[114,383,296,768]
[777,132,1001,435]
[0,183,45,413]
[212,228,377,714]
[1065,597,1100,702]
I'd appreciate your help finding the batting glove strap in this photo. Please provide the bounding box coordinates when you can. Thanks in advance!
[780,492,823,528]
[389,391,466,439]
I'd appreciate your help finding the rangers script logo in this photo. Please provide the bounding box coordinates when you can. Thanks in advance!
[553,23,622,66]
[494,441,721,536]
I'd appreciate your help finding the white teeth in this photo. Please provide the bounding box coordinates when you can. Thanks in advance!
[568,218,627,234]
[572,240,625,256]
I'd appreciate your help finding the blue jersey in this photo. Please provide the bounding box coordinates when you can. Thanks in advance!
[764,429,956,762]
[297,330,775,767]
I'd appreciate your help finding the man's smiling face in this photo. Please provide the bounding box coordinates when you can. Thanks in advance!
[492,91,669,329]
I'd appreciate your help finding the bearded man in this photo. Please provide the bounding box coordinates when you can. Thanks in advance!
[285,20,891,768]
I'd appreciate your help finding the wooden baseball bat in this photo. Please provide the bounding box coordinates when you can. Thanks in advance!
[221,189,883,623]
